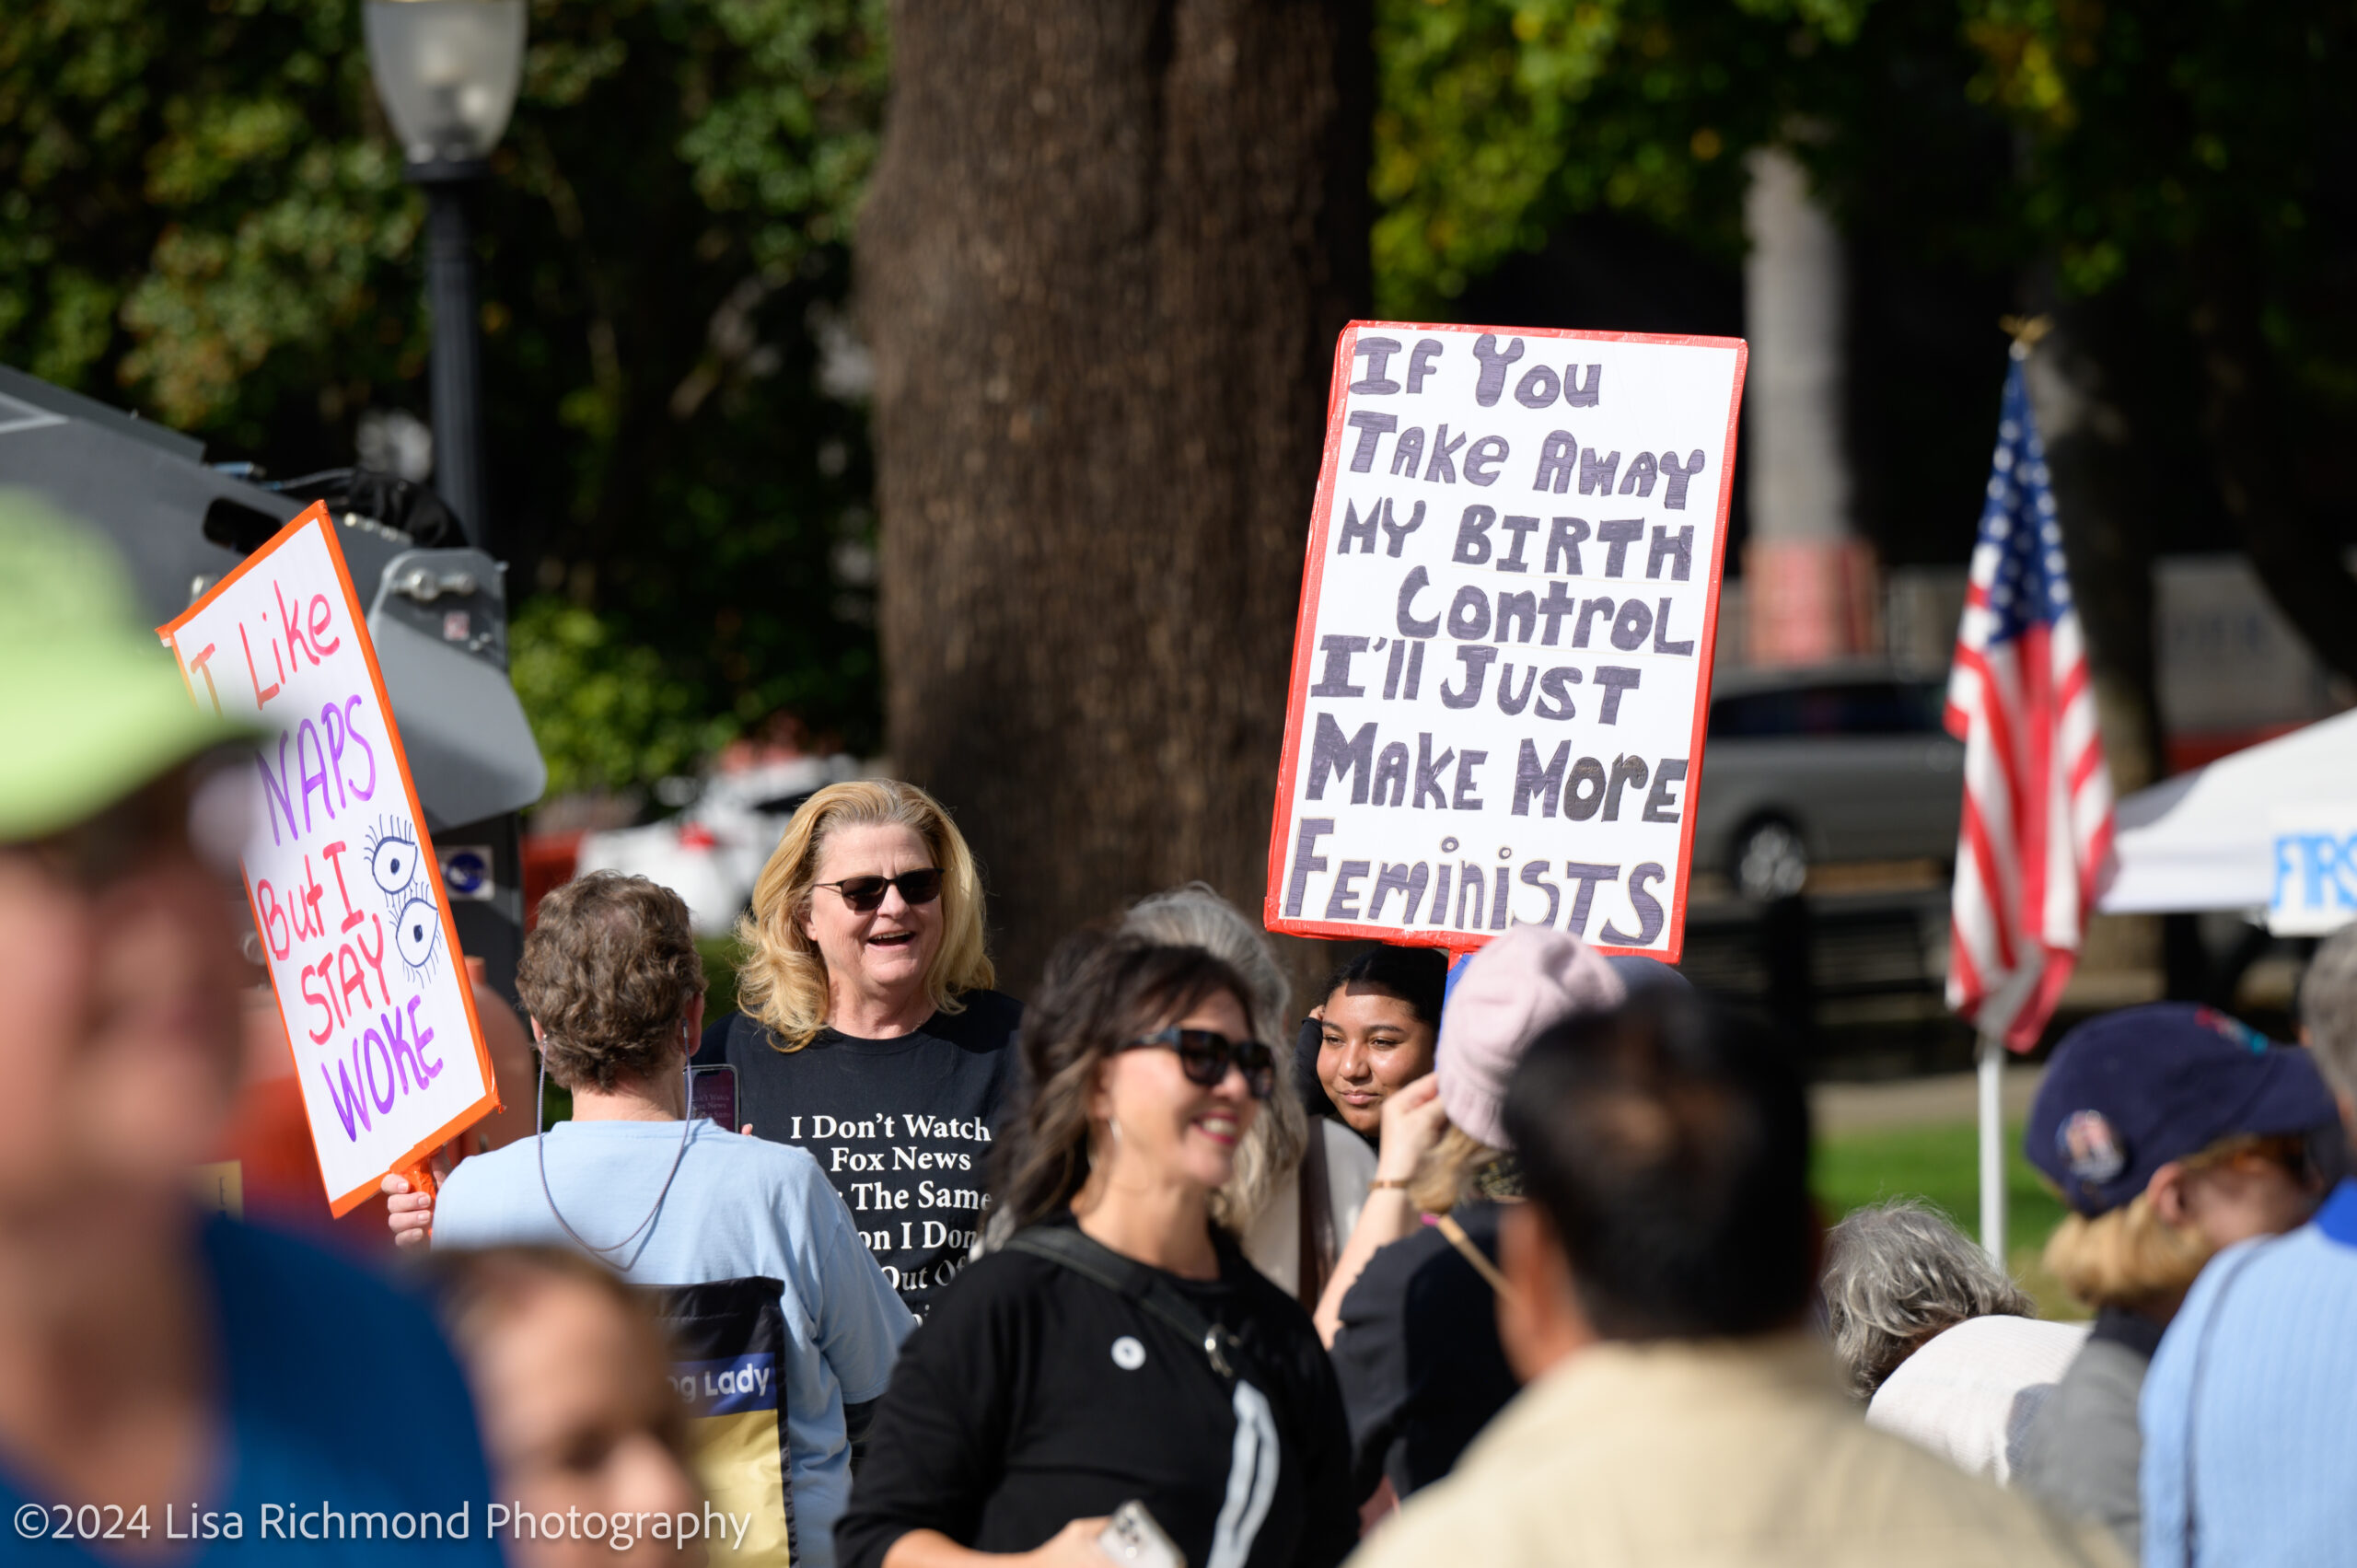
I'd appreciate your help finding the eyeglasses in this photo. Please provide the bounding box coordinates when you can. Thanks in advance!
[1118,1028,1277,1100]
[815,867,944,913]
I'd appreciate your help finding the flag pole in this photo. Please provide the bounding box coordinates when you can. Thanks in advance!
[1977,1028,2006,1264]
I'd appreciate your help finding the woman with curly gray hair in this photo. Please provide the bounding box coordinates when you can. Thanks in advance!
[1820,1198,2085,1484]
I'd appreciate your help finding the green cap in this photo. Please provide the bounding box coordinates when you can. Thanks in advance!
[0,488,253,842]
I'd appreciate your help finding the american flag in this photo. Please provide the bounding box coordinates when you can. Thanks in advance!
[1945,352,2116,1051]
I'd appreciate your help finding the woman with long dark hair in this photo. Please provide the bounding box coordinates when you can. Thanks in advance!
[835,932,1356,1568]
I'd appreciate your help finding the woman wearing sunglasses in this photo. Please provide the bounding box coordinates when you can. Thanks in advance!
[836,932,1356,1568]
[390,779,1016,1322]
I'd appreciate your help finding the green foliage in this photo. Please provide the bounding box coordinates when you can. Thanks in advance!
[508,598,731,797]
[1375,0,2357,416]
[1370,0,1852,317]
[1951,0,2357,405]
[0,0,890,788]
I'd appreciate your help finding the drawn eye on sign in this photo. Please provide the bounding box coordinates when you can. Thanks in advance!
[368,819,423,896]
[394,894,444,982]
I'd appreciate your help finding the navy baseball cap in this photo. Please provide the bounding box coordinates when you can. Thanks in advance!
[2027,1003,2339,1216]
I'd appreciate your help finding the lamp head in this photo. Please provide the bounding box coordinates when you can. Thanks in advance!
[365,0,528,168]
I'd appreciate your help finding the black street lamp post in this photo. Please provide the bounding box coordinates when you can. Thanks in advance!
[413,160,491,548]
[364,0,526,552]
[366,0,533,1003]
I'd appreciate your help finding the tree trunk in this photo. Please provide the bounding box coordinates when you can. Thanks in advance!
[2016,287,2171,992]
[2018,294,2166,795]
[2190,248,2357,684]
[858,1,1372,993]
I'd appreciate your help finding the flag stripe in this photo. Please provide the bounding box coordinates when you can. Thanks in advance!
[1946,357,2118,1051]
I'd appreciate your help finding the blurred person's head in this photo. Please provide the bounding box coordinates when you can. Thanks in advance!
[735,780,992,1047]
[1120,884,1305,1233]
[0,494,250,1266]
[520,872,707,1093]
[1820,1199,2034,1401]
[426,1247,702,1566]
[2029,1003,2334,1318]
[996,932,1271,1228]
[1497,993,1816,1380]
[2300,923,2357,1128]
[1411,926,1624,1214]
[1315,946,1446,1137]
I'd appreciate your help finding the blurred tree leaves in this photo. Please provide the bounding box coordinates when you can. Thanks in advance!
[507,598,729,797]
[0,0,888,796]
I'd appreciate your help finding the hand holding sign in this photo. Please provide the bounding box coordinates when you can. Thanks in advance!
[161,505,500,1215]
[1267,323,1746,960]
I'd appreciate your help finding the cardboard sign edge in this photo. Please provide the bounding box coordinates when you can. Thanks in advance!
[160,503,502,1217]
[1261,320,1752,967]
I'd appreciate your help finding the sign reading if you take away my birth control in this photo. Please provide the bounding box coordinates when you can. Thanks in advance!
[161,504,499,1214]
[1266,323,1747,961]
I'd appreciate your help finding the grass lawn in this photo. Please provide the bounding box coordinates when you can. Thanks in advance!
[1817,1118,2084,1319]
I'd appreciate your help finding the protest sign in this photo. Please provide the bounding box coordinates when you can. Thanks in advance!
[1266,322,1746,960]
[2269,804,2357,935]
[160,504,499,1214]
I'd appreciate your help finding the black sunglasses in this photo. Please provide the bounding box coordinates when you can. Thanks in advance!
[1119,1028,1277,1100]
[815,867,945,913]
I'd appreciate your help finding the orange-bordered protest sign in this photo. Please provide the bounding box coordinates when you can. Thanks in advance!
[1265,322,1747,963]
[160,503,500,1215]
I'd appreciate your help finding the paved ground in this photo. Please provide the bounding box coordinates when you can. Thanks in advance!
[1811,1063,2048,1134]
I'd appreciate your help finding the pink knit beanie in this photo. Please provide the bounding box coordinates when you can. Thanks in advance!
[1436,926,1627,1150]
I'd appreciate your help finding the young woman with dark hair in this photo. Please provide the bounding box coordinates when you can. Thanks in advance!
[1300,946,1446,1143]
[836,933,1356,1568]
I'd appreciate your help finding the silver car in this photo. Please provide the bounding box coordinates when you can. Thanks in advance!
[1692,665,1964,900]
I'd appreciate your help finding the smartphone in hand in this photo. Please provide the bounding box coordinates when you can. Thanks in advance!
[689,1063,739,1131]
[1097,1502,1183,1568]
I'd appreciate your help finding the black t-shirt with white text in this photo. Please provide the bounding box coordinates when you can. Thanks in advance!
[835,1214,1357,1568]
[697,990,1020,1317]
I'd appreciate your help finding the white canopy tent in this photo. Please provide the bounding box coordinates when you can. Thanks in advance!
[2102,706,2357,916]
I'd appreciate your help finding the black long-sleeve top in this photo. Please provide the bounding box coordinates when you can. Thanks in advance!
[835,1213,1357,1568]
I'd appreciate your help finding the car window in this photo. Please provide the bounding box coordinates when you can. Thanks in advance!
[1709,680,1946,738]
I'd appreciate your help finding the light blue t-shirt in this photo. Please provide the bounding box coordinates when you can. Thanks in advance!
[2141,1179,2357,1567]
[433,1119,916,1567]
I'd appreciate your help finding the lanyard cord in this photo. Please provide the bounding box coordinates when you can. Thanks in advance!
[535,1029,696,1265]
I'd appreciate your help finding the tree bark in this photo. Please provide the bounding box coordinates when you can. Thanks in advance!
[2015,286,2169,990]
[2190,248,2357,684]
[858,1,1371,993]
[2017,291,2166,794]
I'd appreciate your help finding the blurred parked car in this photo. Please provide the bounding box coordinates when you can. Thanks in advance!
[574,754,864,935]
[1693,665,1963,900]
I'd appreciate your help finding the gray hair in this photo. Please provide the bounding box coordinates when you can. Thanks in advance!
[2303,924,2357,1105]
[1820,1198,2034,1401]
[1120,883,1306,1230]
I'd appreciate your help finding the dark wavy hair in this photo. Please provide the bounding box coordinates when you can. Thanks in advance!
[517,871,705,1091]
[1319,943,1447,1027]
[993,929,1257,1229]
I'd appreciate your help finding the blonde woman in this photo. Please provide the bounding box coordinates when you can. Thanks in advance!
[2011,1003,2333,1555]
[705,779,1017,1318]
[392,780,1016,1319]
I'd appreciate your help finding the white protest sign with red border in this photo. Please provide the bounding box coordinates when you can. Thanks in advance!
[1266,322,1746,961]
[160,504,499,1214]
